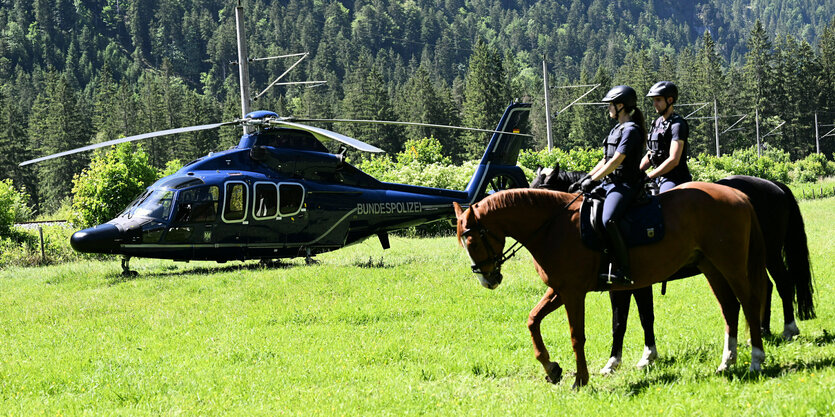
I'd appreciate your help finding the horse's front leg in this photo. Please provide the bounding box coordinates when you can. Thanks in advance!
[563,294,588,388]
[527,287,564,383]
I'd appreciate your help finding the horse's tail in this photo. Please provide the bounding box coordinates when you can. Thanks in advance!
[747,205,770,326]
[776,181,816,320]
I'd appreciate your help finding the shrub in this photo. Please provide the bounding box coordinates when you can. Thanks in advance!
[70,143,158,228]
[0,179,32,235]
[518,147,603,180]
[791,153,831,183]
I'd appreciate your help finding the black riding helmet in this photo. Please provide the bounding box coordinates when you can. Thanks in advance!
[602,85,637,110]
[646,81,678,104]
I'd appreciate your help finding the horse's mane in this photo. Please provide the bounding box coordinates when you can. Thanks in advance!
[478,188,575,214]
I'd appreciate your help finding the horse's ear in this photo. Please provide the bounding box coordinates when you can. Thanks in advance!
[453,201,463,218]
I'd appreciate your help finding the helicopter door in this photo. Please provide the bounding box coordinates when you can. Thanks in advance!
[217,180,249,259]
[248,182,279,250]
[170,185,220,247]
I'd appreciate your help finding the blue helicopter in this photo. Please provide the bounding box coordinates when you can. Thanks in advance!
[19,1,532,275]
[22,103,530,274]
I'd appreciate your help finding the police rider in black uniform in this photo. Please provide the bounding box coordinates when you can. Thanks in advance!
[599,82,692,375]
[576,85,647,286]
[641,81,691,192]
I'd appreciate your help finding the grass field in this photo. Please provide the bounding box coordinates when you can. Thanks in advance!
[0,198,833,415]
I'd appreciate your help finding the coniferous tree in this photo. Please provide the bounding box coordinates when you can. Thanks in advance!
[461,39,510,160]
[693,31,727,156]
[743,20,774,122]
[29,71,93,212]
[341,61,402,155]
[0,86,29,189]
[396,66,462,159]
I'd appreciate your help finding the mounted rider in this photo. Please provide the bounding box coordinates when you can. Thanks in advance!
[641,81,692,192]
[575,85,648,285]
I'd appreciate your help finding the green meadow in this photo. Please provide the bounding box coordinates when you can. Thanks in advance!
[0,198,833,416]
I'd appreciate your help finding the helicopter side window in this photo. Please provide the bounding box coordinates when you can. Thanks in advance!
[174,185,219,224]
[278,183,305,217]
[253,182,278,220]
[222,181,248,223]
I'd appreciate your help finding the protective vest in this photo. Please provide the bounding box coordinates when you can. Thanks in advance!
[648,113,691,182]
[603,121,643,184]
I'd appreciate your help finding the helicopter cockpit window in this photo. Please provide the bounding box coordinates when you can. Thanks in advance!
[278,183,304,217]
[253,182,278,220]
[130,189,174,221]
[222,181,248,223]
[174,185,219,224]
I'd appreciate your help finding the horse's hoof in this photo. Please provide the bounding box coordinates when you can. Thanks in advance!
[782,321,799,340]
[544,362,563,384]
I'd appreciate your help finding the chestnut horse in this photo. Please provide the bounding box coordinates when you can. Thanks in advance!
[531,169,814,374]
[453,184,768,388]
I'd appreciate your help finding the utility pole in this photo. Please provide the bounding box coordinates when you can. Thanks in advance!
[755,107,761,157]
[543,59,553,151]
[815,112,820,154]
[235,0,252,134]
[714,99,720,156]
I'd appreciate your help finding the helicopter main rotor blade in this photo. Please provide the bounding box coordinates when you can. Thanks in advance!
[268,120,385,153]
[19,121,239,166]
[292,118,533,137]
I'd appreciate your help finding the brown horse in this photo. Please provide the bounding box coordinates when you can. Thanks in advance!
[531,169,815,374]
[453,183,768,388]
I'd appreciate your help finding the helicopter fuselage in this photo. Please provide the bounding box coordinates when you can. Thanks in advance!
[68,103,531,264]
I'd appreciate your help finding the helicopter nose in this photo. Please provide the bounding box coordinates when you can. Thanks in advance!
[70,224,121,254]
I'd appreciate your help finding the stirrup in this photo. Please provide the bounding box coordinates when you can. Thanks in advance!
[600,263,633,285]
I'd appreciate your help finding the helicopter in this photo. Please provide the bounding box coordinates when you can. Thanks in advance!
[19,1,532,275]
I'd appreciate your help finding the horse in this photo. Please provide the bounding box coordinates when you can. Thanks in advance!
[453,184,769,388]
[531,166,814,373]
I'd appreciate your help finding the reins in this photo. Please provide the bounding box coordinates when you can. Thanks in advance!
[468,191,583,271]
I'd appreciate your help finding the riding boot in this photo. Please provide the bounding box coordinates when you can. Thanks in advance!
[602,219,633,285]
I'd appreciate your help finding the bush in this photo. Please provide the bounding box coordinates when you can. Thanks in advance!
[0,179,32,235]
[70,143,158,228]
[689,146,791,183]
[790,153,832,183]
[518,148,603,180]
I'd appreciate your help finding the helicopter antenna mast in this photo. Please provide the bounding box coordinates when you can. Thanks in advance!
[235,0,252,133]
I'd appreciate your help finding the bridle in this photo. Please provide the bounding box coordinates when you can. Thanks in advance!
[461,193,580,289]
[460,211,523,289]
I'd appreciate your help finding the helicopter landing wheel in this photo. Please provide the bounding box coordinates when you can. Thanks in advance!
[483,174,520,197]
[121,256,138,277]
[304,248,319,265]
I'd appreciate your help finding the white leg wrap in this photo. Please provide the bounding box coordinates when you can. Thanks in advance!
[750,347,765,372]
[599,355,621,375]
[717,334,737,372]
[782,321,800,340]
[635,345,658,369]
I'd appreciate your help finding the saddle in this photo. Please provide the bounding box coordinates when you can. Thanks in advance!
[579,188,665,252]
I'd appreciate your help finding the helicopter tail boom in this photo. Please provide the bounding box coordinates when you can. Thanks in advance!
[464,103,531,204]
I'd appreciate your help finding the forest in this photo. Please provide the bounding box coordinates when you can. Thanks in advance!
[1,0,834,213]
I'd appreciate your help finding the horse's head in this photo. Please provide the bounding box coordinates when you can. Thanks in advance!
[453,201,506,290]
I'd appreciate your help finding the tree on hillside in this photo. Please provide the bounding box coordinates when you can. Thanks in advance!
[692,31,727,156]
[28,71,93,213]
[743,20,774,120]
[341,56,402,155]
[0,86,30,190]
[462,39,510,160]
[396,66,463,160]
